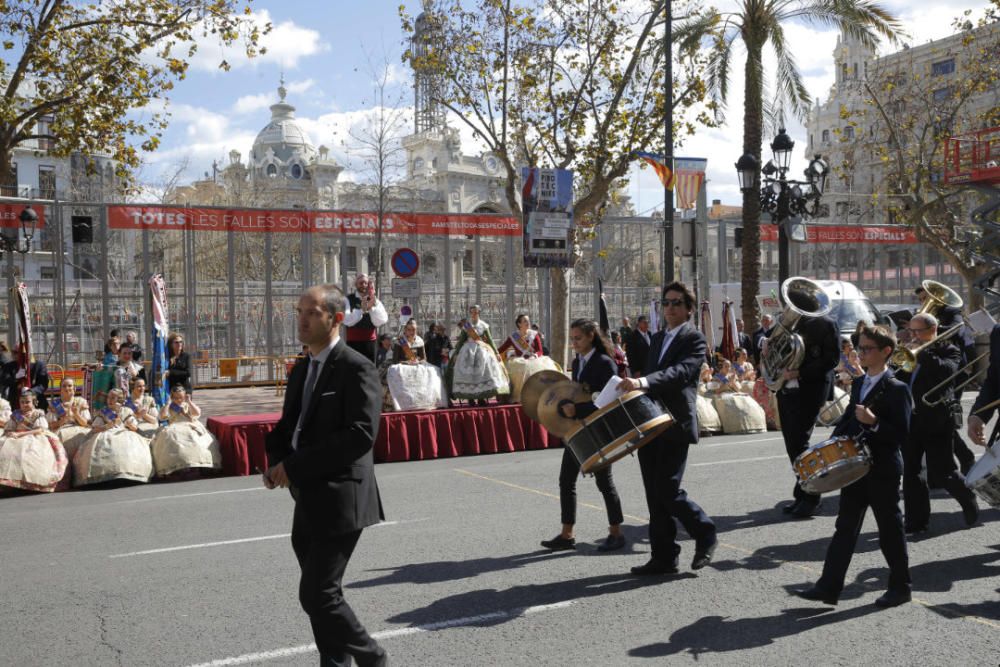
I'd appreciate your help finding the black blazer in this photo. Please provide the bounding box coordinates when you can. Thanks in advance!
[794,314,840,401]
[833,371,912,476]
[167,352,193,393]
[626,329,652,377]
[896,339,960,421]
[265,337,384,536]
[972,324,1000,425]
[570,351,617,420]
[5,359,49,411]
[642,322,706,446]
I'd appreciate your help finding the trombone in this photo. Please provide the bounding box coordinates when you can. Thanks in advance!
[921,350,990,408]
[890,323,965,373]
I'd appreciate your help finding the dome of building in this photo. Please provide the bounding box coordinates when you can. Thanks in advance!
[250,82,317,170]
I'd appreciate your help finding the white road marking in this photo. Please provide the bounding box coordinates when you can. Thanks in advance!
[108,520,425,558]
[700,435,788,448]
[690,454,788,468]
[115,487,267,504]
[185,601,576,667]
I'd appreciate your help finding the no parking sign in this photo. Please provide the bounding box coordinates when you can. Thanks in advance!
[391,248,419,278]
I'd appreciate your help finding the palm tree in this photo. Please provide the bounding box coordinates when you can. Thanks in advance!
[702,0,901,329]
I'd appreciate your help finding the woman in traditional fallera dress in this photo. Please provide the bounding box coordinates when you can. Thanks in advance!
[0,389,68,493]
[127,377,160,439]
[445,305,510,404]
[386,320,448,411]
[74,388,153,486]
[149,384,221,477]
[497,313,559,403]
[47,377,92,461]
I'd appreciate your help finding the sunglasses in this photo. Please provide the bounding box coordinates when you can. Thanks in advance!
[661,298,686,307]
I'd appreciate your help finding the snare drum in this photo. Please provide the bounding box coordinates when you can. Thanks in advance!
[562,391,674,474]
[793,436,871,494]
[965,447,1000,508]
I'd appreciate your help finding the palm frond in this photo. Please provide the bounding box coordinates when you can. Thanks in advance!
[706,27,741,120]
[769,22,812,120]
[791,0,905,51]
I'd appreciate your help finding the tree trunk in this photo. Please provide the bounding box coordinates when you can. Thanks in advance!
[0,150,13,193]
[550,266,569,370]
[740,39,765,332]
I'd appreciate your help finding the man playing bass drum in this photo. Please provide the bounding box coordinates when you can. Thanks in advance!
[775,304,840,519]
[895,313,979,532]
[799,325,913,608]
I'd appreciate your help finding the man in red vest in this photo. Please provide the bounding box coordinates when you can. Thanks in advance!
[344,274,388,364]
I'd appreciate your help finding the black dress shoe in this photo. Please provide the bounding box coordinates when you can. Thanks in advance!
[630,558,679,576]
[797,586,838,605]
[596,534,626,552]
[874,589,912,608]
[782,500,801,514]
[904,523,929,534]
[960,496,980,527]
[691,538,718,571]
[540,535,576,551]
[791,500,821,518]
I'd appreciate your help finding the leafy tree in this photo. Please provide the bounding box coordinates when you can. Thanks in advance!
[702,0,900,329]
[0,0,268,190]
[401,0,714,367]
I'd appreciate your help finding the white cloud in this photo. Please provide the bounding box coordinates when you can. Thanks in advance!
[231,93,273,116]
[187,10,328,72]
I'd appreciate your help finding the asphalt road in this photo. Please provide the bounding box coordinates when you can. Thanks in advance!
[3,413,999,666]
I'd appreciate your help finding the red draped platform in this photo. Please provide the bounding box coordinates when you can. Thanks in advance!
[207,404,560,476]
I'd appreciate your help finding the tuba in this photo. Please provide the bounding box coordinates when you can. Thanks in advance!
[915,279,963,319]
[761,277,833,391]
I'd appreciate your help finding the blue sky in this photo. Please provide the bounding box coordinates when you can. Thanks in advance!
[141,0,989,208]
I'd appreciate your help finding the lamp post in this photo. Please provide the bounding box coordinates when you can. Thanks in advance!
[736,129,828,284]
[5,205,38,347]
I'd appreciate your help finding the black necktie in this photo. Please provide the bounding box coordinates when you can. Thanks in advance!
[293,359,320,450]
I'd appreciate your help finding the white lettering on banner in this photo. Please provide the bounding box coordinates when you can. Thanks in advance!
[129,210,190,227]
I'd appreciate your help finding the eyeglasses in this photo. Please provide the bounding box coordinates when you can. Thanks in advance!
[907,326,929,333]
[661,298,685,307]
[857,345,879,352]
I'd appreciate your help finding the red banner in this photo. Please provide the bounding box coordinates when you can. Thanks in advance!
[0,204,45,229]
[107,206,520,236]
[760,224,917,244]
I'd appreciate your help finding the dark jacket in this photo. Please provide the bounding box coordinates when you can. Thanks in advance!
[424,333,453,367]
[833,370,912,476]
[626,328,653,378]
[167,351,193,393]
[794,314,840,401]
[896,339,961,423]
[753,325,773,364]
[972,324,1000,425]
[570,350,617,420]
[5,359,50,411]
[265,337,384,536]
[643,322,706,446]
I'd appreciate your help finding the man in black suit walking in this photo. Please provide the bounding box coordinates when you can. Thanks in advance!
[264,284,389,667]
[752,313,774,366]
[968,322,1000,449]
[799,324,913,608]
[618,282,717,575]
[626,315,652,379]
[774,306,840,518]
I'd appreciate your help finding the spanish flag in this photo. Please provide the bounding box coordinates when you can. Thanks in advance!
[633,151,675,190]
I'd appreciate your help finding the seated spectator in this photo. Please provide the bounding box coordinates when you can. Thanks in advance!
[375,334,393,368]
[732,348,754,381]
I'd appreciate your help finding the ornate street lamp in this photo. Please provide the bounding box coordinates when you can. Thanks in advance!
[736,130,828,283]
[2,205,37,255]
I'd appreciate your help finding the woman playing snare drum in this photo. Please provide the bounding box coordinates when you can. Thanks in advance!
[540,318,626,553]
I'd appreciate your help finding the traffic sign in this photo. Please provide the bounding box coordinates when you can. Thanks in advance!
[391,248,420,278]
[392,278,421,299]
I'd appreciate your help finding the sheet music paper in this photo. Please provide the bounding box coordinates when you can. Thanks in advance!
[594,376,623,409]
[967,309,996,335]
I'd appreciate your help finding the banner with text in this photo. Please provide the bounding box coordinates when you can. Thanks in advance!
[0,204,45,229]
[107,206,520,237]
[760,224,918,244]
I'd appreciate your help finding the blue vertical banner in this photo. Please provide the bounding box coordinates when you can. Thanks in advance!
[521,167,574,268]
[149,274,170,406]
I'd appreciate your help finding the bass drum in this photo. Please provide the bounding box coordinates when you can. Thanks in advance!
[73,427,153,486]
[150,422,222,477]
[966,446,1000,508]
[506,356,561,403]
[0,430,68,493]
[563,391,674,474]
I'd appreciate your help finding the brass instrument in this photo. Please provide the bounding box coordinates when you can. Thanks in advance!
[921,350,990,408]
[760,277,832,391]
[916,279,964,318]
[890,323,965,373]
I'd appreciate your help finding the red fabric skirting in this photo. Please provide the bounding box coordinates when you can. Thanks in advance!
[207,404,560,476]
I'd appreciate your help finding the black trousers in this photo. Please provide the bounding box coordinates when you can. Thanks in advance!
[903,416,974,526]
[817,471,910,596]
[776,386,826,504]
[291,506,383,667]
[637,436,716,564]
[558,448,624,526]
[348,339,378,365]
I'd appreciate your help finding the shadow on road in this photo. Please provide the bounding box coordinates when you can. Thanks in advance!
[386,571,694,628]
[627,604,880,658]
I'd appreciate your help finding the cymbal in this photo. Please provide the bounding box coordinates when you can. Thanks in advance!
[537,383,591,438]
[520,370,571,422]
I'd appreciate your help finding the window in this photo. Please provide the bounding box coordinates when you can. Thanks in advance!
[852,63,858,79]
[843,126,855,140]
[266,163,278,178]
[841,63,848,81]
[821,129,830,144]
[835,202,849,217]
[463,249,473,273]
[933,87,952,104]
[931,59,955,76]
[1,162,16,196]
[38,165,56,198]
[344,245,358,272]
[290,163,303,179]
[36,115,55,151]
[40,266,56,280]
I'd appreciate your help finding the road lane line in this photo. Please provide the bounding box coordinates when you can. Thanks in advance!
[108,520,424,558]
[185,601,577,666]
[115,487,267,504]
[701,435,788,448]
[455,468,1000,631]
[690,454,788,467]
